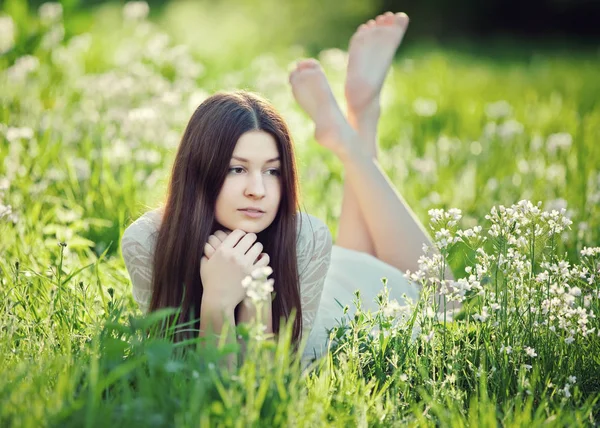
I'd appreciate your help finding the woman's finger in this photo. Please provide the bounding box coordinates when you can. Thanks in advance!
[233,232,258,254]
[244,241,263,264]
[220,229,247,249]
[207,235,222,251]
[204,242,216,259]
[213,230,229,243]
[253,252,270,268]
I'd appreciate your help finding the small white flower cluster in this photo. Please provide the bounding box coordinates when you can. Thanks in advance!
[0,177,17,224]
[406,200,598,357]
[318,48,348,72]
[6,55,40,81]
[581,247,600,258]
[472,306,490,322]
[2,0,209,192]
[4,126,34,143]
[428,207,462,225]
[546,132,572,155]
[381,299,410,320]
[413,97,438,117]
[524,346,537,358]
[428,208,463,250]
[123,1,150,21]
[242,266,274,304]
[484,119,524,142]
[561,376,577,399]
[38,2,63,26]
[0,15,15,54]
[485,100,513,119]
[421,330,435,343]
[536,258,598,339]
[35,3,65,51]
[406,251,446,291]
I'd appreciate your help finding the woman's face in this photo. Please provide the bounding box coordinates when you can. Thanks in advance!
[215,130,282,233]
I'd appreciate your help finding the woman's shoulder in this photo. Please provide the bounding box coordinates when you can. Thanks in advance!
[296,211,329,236]
[295,211,332,253]
[121,207,164,248]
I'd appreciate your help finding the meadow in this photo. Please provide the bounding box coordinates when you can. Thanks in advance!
[1,1,599,426]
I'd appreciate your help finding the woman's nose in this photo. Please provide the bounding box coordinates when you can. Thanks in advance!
[244,174,266,198]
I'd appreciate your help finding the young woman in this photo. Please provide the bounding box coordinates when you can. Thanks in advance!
[121,12,440,359]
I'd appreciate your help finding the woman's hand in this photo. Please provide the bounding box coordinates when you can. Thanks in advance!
[204,230,270,267]
[200,229,270,311]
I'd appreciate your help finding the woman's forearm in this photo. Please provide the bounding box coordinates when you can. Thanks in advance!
[237,299,273,334]
[199,293,237,368]
[236,300,274,363]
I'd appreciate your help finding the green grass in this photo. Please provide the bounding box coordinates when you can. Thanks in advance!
[1,2,599,426]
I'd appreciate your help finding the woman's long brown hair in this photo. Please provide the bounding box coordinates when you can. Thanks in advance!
[149,91,303,343]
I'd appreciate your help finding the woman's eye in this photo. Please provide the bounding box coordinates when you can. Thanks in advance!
[266,168,281,176]
[229,167,245,174]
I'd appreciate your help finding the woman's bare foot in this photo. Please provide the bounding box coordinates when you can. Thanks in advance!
[345,12,409,149]
[289,59,358,158]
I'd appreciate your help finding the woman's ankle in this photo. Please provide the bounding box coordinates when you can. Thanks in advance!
[347,109,380,158]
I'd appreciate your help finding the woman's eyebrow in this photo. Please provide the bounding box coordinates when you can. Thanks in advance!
[231,156,280,163]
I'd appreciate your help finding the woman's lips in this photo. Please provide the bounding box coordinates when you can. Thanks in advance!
[238,209,265,219]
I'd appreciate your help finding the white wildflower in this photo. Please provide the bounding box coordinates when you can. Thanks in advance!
[422,330,434,343]
[39,2,63,25]
[524,346,537,358]
[0,203,13,219]
[242,266,274,303]
[6,55,40,81]
[411,157,437,176]
[470,141,482,155]
[382,299,407,318]
[0,178,9,192]
[5,127,34,143]
[565,336,575,344]
[123,1,150,21]
[318,48,348,71]
[40,24,64,50]
[485,100,513,119]
[428,208,445,222]
[546,132,572,155]
[413,98,437,117]
[546,164,566,185]
[500,345,512,354]
[472,306,490,322]
[0,15,15,54]
[581,247,600,257]
[497,119,524,141]
[568,376,577,384]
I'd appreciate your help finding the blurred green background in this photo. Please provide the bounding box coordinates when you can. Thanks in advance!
[5,0,600,64]
[1,0,599,265]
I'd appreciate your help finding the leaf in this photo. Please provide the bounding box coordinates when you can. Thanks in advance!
[145,339,174,370]
[130,307,180,332]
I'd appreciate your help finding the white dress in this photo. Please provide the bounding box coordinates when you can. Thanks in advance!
[120,208,419,361]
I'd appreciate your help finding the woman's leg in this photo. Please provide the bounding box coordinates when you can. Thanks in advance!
[336,13,409,258]
[289,58,450,281]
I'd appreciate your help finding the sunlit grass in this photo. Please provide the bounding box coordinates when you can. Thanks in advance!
[1,1,599,426]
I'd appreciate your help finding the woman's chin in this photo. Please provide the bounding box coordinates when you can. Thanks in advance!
[221,220,270,234]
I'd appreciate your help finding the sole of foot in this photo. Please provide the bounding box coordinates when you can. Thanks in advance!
[345,12,409,115]
[289,59,356,157]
